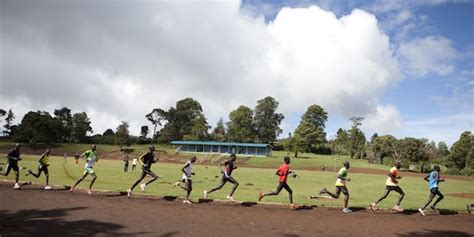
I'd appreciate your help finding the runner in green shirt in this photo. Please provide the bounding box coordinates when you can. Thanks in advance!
[70,144,99,195]
[319,161,352,213]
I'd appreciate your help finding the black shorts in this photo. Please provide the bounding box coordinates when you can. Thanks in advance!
[222,175,238,184]
[430,187,442,195]
[142,167,154,176]
[6,159,19,172]
[336,186,349,195]
[39,164,49,175]
[386,185,403,193]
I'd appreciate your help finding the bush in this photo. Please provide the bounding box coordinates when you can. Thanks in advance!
[445,168,460,175]
[460,168,474,176]
[383,156,395,167]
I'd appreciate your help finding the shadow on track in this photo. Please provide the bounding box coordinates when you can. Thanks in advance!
[0,207,147,236]
[397,230,472,237]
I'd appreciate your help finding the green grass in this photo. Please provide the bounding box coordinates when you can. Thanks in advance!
[2,155,473,211]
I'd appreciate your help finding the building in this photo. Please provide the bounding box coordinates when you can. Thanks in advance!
[170,141,272,157]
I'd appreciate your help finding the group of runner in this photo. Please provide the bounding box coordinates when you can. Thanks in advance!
[1,144,449,215]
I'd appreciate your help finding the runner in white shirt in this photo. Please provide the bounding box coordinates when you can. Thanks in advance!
[172,156,197,204]
[132,157,138,173]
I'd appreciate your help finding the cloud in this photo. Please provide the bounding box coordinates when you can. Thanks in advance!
[0,1,401,137]
[398,36,457,77]
[363,104,403,135]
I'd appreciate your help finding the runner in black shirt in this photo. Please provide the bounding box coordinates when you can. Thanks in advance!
[127,145,159,197]
[0,144,22,189]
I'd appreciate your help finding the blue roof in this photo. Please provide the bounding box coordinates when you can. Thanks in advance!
[170,141,271,148]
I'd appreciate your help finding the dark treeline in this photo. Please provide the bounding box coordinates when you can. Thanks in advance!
[0,97,472,175]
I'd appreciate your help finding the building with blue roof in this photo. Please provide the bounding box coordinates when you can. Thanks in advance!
[170,141,272,157]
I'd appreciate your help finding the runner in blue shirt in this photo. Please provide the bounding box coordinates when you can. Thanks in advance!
[418,165,445,216]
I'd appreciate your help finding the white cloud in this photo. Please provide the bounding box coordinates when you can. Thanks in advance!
[0,1,401,137]
[363,104,403,135]
[398,36,457,77]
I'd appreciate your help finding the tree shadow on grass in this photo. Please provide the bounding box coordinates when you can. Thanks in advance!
[397,230,472,237]
[0,207,147,236]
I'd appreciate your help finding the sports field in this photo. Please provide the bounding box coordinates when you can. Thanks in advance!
[2,154,473,211]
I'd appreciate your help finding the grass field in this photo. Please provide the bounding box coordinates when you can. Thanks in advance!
[2,154,473,211]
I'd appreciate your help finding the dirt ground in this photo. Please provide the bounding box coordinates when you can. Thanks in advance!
[0,182,473,237]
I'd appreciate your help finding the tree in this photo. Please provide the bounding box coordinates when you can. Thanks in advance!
[3,109,15,137]
[334,128,349,155]
[54,107,73,142]
[282,133,306,158]
[371,133,378,143]
[0,109,6,122]
[438,141,450,157]
[159,98,207,142]
[72,112,92,143]
[188,114,210,141]
[348,117,366,159]
[140,125,149,138]
[227,105,255,142]
[371,135,398,164]
[103,128,115,136]
[396,137,430,170]
[449,131,473,170]
[115,121,130,146]
[253,96,284,144]
[211,118,227,142]
[146,108,166,143]
[293,104,328,152]
[14,111,62,143]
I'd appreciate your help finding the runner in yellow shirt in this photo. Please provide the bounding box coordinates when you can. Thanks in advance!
[370,161,405,212]
[27,149,51,190]
[319,161,352,213]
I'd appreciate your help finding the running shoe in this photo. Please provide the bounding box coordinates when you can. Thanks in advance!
[203,190,208,199]
[183,200,192,204]
[140,184,146,192]
[226,195,235,201]
[126,189,132,197]
[319,188,327,195]
[44,185,52,190]
[342,208,352,213]
[418,208,425,216]
[290,204,298,210]
[69,187,74,193]
[87,189,93,195]
[393,205,404,212]
[467,205,471,214]
[370,203,377,212]
[430,206,437,211]
[258,192,264,202]
[26,169,32,176]
[172,182,180,188]
[13,183,20,189]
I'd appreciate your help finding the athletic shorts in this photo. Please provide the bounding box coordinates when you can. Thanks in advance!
[430,187,441,195]
[336,186,349,195]
[386,185,403,193]
[6,159,19,172]
[83,166,95,175]
[39,164,49,175]
[141,167,154,176]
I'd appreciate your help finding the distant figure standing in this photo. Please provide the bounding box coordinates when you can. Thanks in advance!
[0,144,22,189]
[124,155,129,172]
[132,156,138,172]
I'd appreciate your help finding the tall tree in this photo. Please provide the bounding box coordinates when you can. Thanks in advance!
[0,109,6,122]
[54,107,73,142]
[159,98,207,142]
[437,141,450,157]
[146,108,166,143]
[253,96,284,143]
[334,128,349,155]
[371,135,398,164]
[140,125,149,138]
[103,128,115,136]
[211,118,227,142]
[227,105,255,142]
[3,109,15,137]
[189,114,210,141]
[348,117,366,159]
[293,104,328,152]
[115,121,130,146]
[282,133,306,158]
[14,111,61,143]
[449,131,473,170]
[72,112,92,143]
[396,137,430,170]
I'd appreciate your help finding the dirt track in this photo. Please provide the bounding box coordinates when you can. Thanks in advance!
[0,182,473,237]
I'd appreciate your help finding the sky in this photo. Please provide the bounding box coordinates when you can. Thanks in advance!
[0,0,472,146]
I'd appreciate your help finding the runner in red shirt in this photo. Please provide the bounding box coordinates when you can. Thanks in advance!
[258,156,296,209]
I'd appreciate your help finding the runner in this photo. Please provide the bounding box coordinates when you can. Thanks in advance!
[258,156,296,209]
[132,156,138,173]
[319,161,352,213]
[70,144,99,195]
[27,149,52,190]
[370,161,405,212]
[172,156,197,204]
[203,153,239,201]
[418,165,445,216]
[127,145,159,197]
[0,144,22,189]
